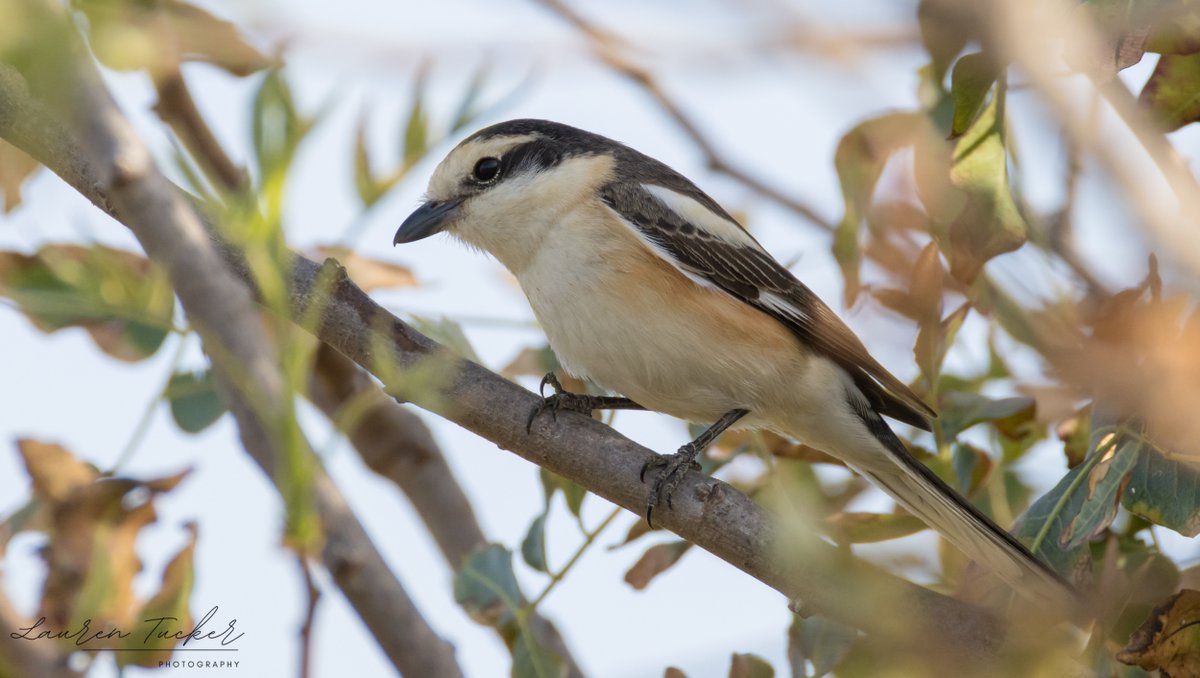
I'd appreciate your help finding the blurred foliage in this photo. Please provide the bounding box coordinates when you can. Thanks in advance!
[1,440,197,669]
[71,0,270,77]
[454,544,569,678]
[0,244,176,361]
[3,0,1200,676]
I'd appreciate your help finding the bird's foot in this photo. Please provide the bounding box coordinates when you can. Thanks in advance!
[640,442,703,527]
[526,372,598,433]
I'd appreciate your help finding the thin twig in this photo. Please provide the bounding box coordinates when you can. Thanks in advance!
[153,69,247,192]
[297,555,321,678]
[527,506,622,611]
[536,0,836,233]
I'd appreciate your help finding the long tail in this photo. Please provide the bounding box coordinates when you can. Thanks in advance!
[842,393,1078,610]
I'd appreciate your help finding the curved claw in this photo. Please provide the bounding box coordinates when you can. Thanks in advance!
[640,446,702,526]
[527,372,585,433]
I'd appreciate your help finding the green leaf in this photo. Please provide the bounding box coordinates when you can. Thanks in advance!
[252,70,311,184]
[1014,436,1141,576]
[512,627,567,678]
[936,392,1034,440]
[454,544,525,627]
[520,513,549,573]
[729,653,775,678]
[402,74,429,168]
[788,615,857,678]
[539,468,587,518]
[166,369,227,433]
[1061,439,1141,549]
[949,52,999,137]
[454,545,566,678]
[941,89,1027,282]
[0,245,174,361]
[1139,52,1200,130]
[825,512,927,544]
[1123,444,1200,536]
[952,442,994,496]
[353,114,383,207]
[409,314,480,363]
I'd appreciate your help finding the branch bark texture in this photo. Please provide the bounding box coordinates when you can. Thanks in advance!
[0,14,465,677]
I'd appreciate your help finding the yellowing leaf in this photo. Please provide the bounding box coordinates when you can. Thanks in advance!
[0,139,40,212]
[1140,52,1200,131]
[17,439,99,503]
[76,0,270,76]
[949,52,1000,137]
[942,92,1027,283]
[1119,589,1200,677]
[119,523,198,668]
[0,245,175,361]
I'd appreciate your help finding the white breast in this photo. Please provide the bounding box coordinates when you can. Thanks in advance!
[513,206,814,427]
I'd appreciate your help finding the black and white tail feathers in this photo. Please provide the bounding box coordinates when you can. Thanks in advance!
[846,394,1078,610]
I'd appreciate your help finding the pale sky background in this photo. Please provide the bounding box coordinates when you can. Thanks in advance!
[2,1,1197,677]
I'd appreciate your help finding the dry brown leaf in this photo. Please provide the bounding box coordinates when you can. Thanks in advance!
[624,541,692,591]
[17,439,99,503]
[313,246,418,292]
[1119,589,1200,677]
[18,439,193,643]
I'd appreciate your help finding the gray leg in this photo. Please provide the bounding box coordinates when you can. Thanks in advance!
[526,372,645,433]
[641,408,750,526]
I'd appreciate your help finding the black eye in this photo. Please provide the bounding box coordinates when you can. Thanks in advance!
[473,157,501,183]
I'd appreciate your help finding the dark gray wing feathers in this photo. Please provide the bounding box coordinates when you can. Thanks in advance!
[599,180,936,431]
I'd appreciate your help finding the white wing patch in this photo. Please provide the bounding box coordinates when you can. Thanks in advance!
[759,290,810,325]
[641,184,764,251]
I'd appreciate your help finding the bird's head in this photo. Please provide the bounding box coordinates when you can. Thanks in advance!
[394,119,620,271]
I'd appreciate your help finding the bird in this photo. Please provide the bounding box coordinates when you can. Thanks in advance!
[393,118,1076,608]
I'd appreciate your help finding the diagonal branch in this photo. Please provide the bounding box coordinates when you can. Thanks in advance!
[0,37,1036,667]
[150,49,583,672]
[0,8,464,675]
[309,345,583,677]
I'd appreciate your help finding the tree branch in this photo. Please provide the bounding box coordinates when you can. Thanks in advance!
[309,345,583,677]
[152,69,247,192]
[215,373,464,678]
[0,36,1026,667]
[0,9,464,675]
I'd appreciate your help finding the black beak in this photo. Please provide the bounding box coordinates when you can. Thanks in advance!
[394,199,462,245]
